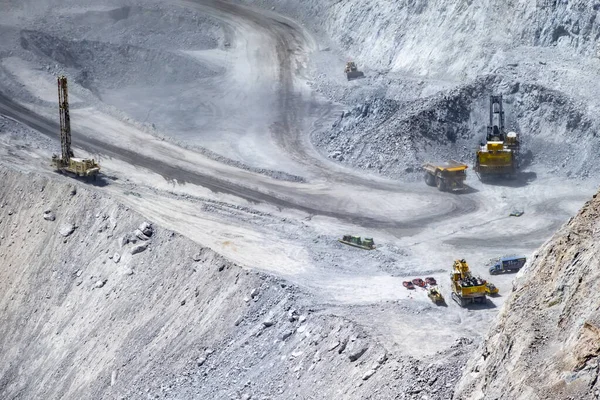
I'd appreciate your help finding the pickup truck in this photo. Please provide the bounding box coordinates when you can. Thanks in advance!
[489,256,527,275]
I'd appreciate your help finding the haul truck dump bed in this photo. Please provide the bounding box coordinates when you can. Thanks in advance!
[423,160,468,192]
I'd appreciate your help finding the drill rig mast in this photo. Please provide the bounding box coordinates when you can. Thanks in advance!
[51,75,100,179]
[58,75,74,164]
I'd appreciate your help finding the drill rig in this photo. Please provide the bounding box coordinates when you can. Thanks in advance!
[51,75,100,179]
[474,95,520,179]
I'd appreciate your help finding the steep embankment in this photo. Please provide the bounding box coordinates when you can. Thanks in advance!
[244,0,600,78]
[455,189,600,400]
[0,166,473,399]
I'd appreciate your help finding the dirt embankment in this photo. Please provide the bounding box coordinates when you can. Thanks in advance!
[0,166,473,399]
[455,189,600,400]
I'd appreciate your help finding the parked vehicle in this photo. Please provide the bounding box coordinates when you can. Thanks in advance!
[403,281,415,290]
[489,256,527,275]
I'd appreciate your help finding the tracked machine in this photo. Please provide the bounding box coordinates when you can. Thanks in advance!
[344,61,364,80]
[474,95,520,180]
[423,160,468,192]
[450,259,487,307]
[51,75,100,179]
[338,235,375,250]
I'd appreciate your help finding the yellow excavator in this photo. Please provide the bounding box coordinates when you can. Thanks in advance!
[474,95,519,180]
[51,75,100,179]
[450,259,487,307]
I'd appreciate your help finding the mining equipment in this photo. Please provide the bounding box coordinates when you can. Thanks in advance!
[51,75,100,179]
[489,256,527,275]
[338,235,375,250]
[450,259,487,307]
[427,287,445,305]
[423,160,468,191]
[344,61,364,80]
[474,95,520,180]
[484,282,499,296]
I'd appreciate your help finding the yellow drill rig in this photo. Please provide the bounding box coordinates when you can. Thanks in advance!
[474,95,520,180]
[51,75,100,179]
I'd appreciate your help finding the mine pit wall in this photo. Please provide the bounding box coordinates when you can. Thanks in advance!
[239,0,600,179]
[241,0,600,78]
[0,166,466,399]
[454,190,600,400]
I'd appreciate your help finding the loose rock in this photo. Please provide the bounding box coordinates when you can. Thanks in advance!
[349,346,368,362]
[131,243,148,255]
[139,221,153,237]
[59,223,75,237]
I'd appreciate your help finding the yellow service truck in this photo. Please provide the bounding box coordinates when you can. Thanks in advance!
[423,160,468,192]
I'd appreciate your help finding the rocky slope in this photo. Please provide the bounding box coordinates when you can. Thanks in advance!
[244,0,600,78]
[455,189,600,400]
[313,76,597,179]
[0,166,476,399]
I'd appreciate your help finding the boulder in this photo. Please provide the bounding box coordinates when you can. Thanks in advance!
[138,222,153,237]
[59,223,75,237]
[131,243,148,255]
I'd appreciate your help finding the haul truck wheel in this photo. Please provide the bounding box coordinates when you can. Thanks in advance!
[436,176,446,191]
[424,173,435,186]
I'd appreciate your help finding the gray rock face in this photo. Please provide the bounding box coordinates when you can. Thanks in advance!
[455,193,600,400]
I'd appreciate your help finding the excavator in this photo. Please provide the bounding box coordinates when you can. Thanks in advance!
[51,75,100,180]
[474,95,520,180]
[450,259,487,307]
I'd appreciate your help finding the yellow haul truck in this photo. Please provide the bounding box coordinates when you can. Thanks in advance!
[450,259,487,307]
[423,160,468,192]
[474,95,519,180]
